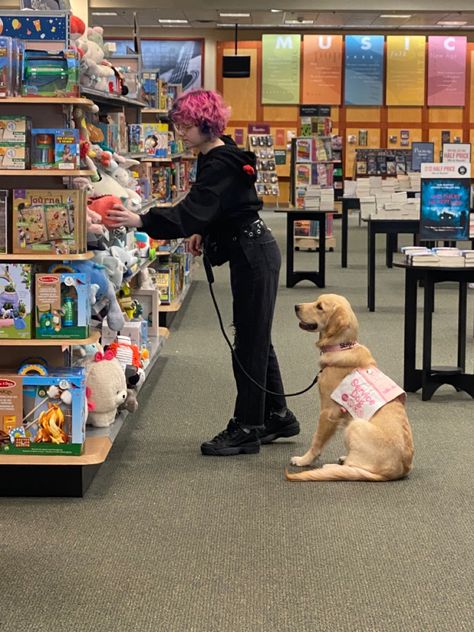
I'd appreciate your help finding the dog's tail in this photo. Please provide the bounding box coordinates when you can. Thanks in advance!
[285,464,388,482]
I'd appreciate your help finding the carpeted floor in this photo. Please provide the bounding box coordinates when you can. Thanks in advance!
[1,211,473,632]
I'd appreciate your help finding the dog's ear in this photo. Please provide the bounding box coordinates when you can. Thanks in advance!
[320,302,357,345]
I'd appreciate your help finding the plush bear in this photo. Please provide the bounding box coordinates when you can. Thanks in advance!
[86,350,127,427]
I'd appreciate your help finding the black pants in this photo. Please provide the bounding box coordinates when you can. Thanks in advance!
[229,230,286,428]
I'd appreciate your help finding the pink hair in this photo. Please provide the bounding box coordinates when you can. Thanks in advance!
[169,90,231,139]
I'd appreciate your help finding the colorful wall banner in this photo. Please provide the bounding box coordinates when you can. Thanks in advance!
[428,36,467,106]
[344,36,384,106]
[302,35,342,105]
[386,36,426,106]
[262,34,301,105]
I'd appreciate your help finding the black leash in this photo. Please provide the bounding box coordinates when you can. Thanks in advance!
[203,254,319,397]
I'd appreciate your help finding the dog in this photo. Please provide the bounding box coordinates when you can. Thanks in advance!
[286,294,414,482]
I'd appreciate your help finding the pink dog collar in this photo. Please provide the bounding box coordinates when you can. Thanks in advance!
[320,342,359,354]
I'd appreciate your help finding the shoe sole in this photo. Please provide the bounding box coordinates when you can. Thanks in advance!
[260,423,300,445]
[201,442,260,456]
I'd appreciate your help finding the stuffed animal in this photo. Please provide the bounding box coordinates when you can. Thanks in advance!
[118,389,139,414]
[86,350,127,427]
[88,195,123,228]
[110,245,139,279]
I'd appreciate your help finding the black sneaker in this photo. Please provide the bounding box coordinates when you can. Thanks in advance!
[259,409,300,444]
[201,419,261,456]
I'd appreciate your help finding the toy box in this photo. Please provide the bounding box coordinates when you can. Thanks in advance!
[12,189,86,255]
[0,263,33,339]
[31,128,80,170]
[0,190,7,254]
[0,144,29,169]
[0,368,86,456]
[0,116,31,143]
[21,49,79,98]
[35,272,90,339]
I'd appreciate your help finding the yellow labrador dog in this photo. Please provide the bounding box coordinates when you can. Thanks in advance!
[286,294,414,482]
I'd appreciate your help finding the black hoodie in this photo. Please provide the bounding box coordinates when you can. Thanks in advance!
[140,135,262,239]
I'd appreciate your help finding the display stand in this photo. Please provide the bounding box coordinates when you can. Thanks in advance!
[289,122,343,252]
[248,133,279,200]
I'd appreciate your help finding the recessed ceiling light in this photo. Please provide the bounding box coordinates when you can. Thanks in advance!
[379,15,412,19]
[91,12,118,16]
[158,19,188,24]
[219,13,250,18]
[285,19,314,25]
[437,20,468,26]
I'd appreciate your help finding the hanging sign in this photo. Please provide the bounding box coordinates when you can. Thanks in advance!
[262,34,301,105]
[386,36,426,106]
[428,36,467,106]
[344,35,384,106]
[302,35,342,105]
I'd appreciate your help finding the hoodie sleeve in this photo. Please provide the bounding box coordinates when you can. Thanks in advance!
[140,158,234,239]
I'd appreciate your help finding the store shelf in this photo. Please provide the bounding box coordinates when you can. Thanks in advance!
[142,108,169,115]
[0,436,112,467]
[152,192,188,208]
[160,281,192,313]
[80,88,147,109]
[0,96,96,109]
[0,251,94,261]
[141,153,185,162]
[0,330,100,347]
[0,169,95,176]
[156,238,185,257]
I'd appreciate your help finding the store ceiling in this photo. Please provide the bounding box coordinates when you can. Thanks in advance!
[88,3,474,31]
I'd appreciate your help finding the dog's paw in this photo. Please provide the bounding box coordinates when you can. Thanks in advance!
[290,455,311,467]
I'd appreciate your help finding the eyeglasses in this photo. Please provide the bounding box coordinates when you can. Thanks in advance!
[174,123,195,133]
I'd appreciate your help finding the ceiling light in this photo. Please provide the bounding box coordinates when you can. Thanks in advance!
[219,13,250,18]
[285,20,314,25]
[158,19,188,24]
[270,8,282,12]
[437,20,468,26]
[91,12,118,16]
[379,15,412,19]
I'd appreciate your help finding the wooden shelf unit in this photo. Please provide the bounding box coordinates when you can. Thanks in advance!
[0,97,96,109]
[0,169,95,177]
[0,330,100,347]
[0,251,94,261]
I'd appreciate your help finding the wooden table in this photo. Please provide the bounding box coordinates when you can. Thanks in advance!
[275,208,330,288]
[395,262,474,401]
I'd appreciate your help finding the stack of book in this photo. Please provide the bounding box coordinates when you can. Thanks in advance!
[303,185,321,210]
[461,250,474,267]
[356,179,371,198]
[432,247,465,267]
[408,173,421,192]
[360,196,376,219]
[401,246,440,267]
[320,188,334,211]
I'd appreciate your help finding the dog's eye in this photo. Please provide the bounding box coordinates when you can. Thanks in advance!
[316,303,323,311]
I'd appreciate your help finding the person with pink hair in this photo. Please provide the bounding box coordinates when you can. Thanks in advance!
[107,89,299,456]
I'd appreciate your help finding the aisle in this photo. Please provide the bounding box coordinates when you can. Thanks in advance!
[1,211,473,632]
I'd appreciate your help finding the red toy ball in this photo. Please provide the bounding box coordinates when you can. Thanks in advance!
[88,195,123,228]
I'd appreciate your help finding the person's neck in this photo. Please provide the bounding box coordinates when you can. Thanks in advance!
[199,137,225,155]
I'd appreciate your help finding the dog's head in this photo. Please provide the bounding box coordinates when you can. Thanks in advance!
[295,294,359,347]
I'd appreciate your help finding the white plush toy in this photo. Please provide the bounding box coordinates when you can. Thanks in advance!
[86,349,127,427]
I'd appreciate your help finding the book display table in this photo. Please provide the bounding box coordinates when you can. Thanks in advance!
[367,218,419,311]
[395,263,474,401]
[275,209,329,288]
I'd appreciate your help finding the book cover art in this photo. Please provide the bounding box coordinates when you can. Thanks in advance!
[12,189,85,255]
[296,164,311,186]
[420,178,470,241]
[0,190,7,254]
[296,138,313,162]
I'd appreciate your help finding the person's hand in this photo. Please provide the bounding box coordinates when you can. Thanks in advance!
[188,234,203,257]
[106,204,143,229]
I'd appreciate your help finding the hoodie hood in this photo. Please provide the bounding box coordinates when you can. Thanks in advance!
[203,134,258,183]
